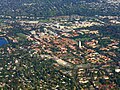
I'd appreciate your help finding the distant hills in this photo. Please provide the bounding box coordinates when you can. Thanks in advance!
[0,0,120,17]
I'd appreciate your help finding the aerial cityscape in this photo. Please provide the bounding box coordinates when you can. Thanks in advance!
[0,0,120,90]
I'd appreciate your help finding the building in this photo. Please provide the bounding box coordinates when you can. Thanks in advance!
[78,41,82,48]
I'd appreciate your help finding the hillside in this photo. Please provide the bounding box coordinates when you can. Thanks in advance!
[0,0,120,17]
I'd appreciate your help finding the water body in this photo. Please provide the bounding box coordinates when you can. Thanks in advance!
[0,37,8,46]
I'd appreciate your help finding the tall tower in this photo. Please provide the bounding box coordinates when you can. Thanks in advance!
[78,41,82,48]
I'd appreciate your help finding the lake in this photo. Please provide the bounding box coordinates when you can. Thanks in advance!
[0,37,8,46]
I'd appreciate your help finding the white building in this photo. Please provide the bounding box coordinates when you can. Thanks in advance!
[78,41,82,48]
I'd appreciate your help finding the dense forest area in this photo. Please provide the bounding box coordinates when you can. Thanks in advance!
[0,0,120,17]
